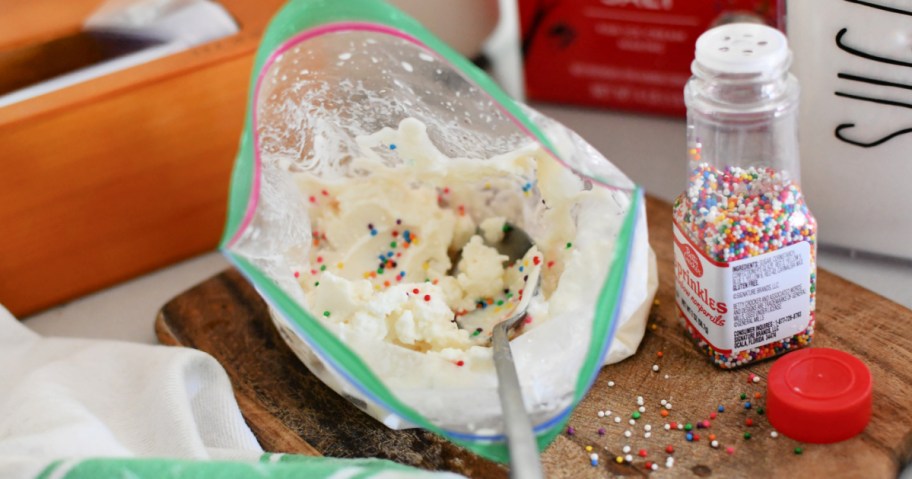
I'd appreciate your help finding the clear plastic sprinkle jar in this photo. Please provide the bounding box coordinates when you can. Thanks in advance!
[672,23,817,369]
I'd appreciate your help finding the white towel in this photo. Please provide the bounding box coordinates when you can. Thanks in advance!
[0,305,462,478]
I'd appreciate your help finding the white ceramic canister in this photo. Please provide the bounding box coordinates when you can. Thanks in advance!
[788,0,912,259]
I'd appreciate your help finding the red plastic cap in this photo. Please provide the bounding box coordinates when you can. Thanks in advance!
[766,347,872,444]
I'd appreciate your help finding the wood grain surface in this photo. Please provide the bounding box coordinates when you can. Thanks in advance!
[156,196,912,478]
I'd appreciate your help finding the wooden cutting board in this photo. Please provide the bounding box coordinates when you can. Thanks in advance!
[156,196,912,478]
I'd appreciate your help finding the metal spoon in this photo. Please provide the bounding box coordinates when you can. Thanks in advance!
[454,225,544,479]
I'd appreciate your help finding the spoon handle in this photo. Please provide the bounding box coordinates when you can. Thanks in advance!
[493,322,545,479]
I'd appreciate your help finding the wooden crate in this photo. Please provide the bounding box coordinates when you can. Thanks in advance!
[0,0,285,316]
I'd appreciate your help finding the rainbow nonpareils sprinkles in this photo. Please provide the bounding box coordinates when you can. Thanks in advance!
[673,164,817,369]
[674,166,816,264]
[564,368,813,471]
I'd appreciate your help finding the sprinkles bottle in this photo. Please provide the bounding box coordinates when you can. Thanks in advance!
[672,23,817,369]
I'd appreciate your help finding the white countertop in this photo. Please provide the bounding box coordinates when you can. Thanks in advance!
[22,106,912,344]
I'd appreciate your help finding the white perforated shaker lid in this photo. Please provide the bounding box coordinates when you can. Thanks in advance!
[695,23,789,75]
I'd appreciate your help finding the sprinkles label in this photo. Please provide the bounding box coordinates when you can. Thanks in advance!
[673,221,811,354]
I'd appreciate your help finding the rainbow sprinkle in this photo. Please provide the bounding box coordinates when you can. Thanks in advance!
[673,164,817,368]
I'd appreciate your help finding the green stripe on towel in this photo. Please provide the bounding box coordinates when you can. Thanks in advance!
[36,456,460,479]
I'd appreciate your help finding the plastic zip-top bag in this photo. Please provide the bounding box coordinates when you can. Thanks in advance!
[221,0,657,462]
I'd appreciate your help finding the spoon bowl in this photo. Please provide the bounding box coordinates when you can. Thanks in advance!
[452,225,541,344]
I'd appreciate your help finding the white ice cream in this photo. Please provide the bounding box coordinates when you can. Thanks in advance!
[292,118,595,370]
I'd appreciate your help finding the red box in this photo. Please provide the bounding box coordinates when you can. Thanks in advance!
[519,0,781,116]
